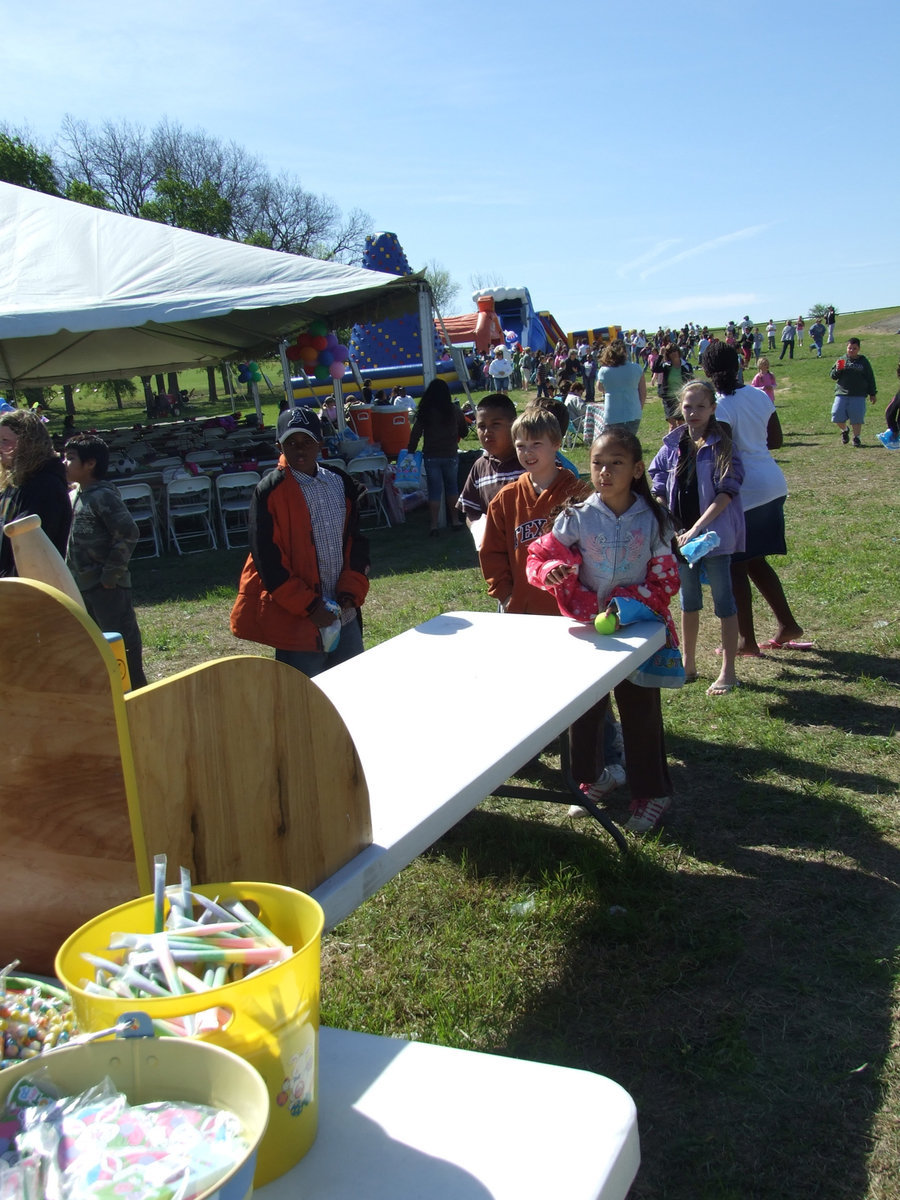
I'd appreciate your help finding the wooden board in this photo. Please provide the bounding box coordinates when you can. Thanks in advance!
[125,656,372,893]
[0,579,144,973]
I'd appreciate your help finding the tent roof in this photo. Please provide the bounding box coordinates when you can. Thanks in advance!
[0,183,421,387]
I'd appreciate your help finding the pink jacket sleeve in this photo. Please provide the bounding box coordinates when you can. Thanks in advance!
[527,531,681,642]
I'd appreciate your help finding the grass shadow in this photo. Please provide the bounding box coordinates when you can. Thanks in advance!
[428,788,897,1199]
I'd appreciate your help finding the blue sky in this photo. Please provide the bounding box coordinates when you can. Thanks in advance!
[6,0,898,332]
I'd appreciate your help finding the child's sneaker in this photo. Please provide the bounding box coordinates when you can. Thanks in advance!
[625,796,671,833]
[568,764,627,817]
[841,429,850,444]
[852,436,862,447]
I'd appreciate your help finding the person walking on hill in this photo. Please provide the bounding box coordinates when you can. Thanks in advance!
[825,306,836,344]
[779,320,796,360]
[831,337,877,448]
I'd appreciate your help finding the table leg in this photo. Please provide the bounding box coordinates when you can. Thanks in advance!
[491,733,630,854]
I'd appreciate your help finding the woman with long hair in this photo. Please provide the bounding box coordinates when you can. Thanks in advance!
[407,379,468,536]
[0,409,72,577]
[700,343,806,652]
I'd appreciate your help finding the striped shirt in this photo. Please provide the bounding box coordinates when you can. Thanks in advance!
[457,453,524,519]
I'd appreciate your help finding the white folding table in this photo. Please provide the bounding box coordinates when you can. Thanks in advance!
[312,611,664,929]
[257,1026,640,1200]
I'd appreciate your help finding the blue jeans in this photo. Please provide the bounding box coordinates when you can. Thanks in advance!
[275,619,363,678]
[424,456,459,503]
[679,554,736,618]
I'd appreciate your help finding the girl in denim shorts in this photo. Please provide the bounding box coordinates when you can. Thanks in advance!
[649,381,745,697]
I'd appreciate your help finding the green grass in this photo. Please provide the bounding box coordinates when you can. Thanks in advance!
[120,308,900,1198]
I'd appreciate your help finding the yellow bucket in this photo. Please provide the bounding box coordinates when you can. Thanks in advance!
[55,881,324,1187]
[0,1037,269,1200]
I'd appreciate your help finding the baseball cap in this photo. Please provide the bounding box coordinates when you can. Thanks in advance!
[277,406,323,444]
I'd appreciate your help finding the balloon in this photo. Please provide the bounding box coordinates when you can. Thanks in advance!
[312,335,328,352]
[286,344,303,361]
[313,365,330,380]
[299,346,318,364]
[329,362,345,379]
[297,332,314,348]
[325,333,339,350]
[334,345,349,361]
[309,319,328,337]
[318,350,334,367]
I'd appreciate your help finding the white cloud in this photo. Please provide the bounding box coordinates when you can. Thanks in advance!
[638,224,773,280]
[617,240,681,278]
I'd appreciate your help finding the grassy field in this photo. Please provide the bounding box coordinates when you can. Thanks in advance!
[106,310,900,1197]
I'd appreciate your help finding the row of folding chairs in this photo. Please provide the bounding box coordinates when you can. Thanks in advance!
[116,472,261,557]
[116,453,393,556]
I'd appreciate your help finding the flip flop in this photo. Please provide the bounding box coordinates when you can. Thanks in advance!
[707,680,741,696]
[758,639,816,650]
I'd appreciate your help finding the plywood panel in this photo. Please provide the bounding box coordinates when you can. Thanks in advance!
[125,656,372,892]
[0,579,142,973]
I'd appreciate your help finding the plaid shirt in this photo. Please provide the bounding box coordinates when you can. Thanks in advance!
[291,465,346,602]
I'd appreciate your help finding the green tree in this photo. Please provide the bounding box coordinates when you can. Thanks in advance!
[0,132,60,194]
[88,379,138,411]
[423,259,460,313]
[244,229,273,248]
[58,116,371,262]
[65,179,110,209]
[140,170,232,237]
[808,303,838,321]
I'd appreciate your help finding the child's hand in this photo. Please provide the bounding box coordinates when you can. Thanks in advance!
[309,600,336,628]
[677,527,701,547]
[545,564,577,586]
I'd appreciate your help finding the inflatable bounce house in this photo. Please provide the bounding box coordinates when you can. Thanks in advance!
[440,287,621,353]
[291,232,458,404]
[347,233,458,395]
[440,287,545,353]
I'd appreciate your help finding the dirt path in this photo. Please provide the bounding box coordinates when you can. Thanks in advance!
[859,315,900,334]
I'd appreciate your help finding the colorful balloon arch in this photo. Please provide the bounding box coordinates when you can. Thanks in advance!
[284,319,349,382]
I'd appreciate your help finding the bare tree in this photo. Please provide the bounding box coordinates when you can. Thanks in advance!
[59,115,156,215]
[243,176,370,262]
[323,206,373,265]
[55,115,371,263]
[150,119,264,237]
[469,272,507,293]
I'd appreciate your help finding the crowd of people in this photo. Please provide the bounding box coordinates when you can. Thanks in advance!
[2,302,895,838]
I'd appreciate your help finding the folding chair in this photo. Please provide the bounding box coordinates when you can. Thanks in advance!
[146,456,185,473]
[184,449,226,470]
[116,482,162,559]
[215,471,260,549]
[346,454,391,529]
[564,398,586,448]
[165,476,217,554]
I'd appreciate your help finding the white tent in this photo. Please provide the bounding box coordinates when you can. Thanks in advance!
[0,182,421,388]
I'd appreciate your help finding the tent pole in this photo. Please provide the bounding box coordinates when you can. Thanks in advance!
[278,341,293,409]
[251,379,262,427]
[418,283,436,388]
[224,363,236,413]
[332,378,346,434]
